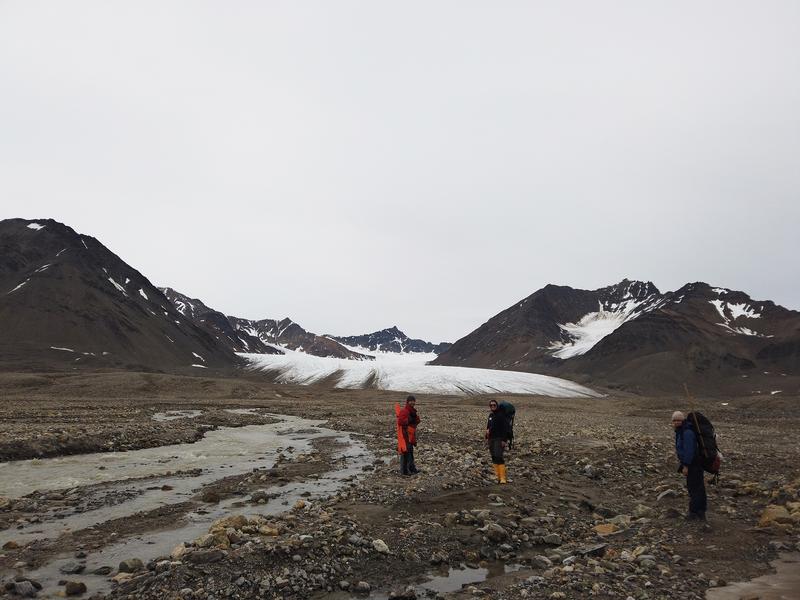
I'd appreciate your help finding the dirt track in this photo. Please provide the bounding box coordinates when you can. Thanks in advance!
[1,371,799,599]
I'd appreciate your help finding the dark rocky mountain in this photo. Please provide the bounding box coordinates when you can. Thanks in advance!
[327,326,451,354]
[0,218,240,371]
[433,279,800,394]
[159,288,279,355]
[161,288,370,361]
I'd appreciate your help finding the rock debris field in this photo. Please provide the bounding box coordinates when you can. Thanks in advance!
[0,372,799,600]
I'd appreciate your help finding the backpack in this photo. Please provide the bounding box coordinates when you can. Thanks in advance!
[685,411,721,474]
[498,401,516,447]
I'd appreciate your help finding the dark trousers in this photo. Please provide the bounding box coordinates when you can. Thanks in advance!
[400,448,417,474]
[686,463,707,515]
[489,439,505,465]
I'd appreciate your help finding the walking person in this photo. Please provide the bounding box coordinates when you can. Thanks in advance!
[396,395,421,475]
[672,410,708,521]
[486,399,510,484]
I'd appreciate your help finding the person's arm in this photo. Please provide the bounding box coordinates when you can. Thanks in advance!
[680,429,696,474]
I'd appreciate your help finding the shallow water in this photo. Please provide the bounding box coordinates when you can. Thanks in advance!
[151,409,204,421]
[0,414,372,598]
[358,562,522,599]
[706,553,800,600]
[0,417,314,498]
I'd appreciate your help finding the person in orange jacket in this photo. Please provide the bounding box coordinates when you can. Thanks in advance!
[396,395,421,475]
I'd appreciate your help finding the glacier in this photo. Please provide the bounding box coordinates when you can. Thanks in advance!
[240,347,599,398]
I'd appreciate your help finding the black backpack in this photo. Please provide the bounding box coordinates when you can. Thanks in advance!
[498,401,516,447]
[685,411,721,474]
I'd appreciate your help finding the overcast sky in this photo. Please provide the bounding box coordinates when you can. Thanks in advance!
[1,2,798,342]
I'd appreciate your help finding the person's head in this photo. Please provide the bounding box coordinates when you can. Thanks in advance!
[406,395,416,408]
[671,411,685,430]
[489,399,499,412]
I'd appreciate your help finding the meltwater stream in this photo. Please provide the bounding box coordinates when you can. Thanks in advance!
[0,413,372,598]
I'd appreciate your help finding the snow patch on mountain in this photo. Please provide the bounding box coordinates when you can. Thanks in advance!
[549,297,657,359]
[709,300,770,337]
[7,279,30,294]
[27,223,44,230]
[107,277,127,296]
[241,349,599,398]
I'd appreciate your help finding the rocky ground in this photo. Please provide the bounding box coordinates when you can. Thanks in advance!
[1,371,799,599]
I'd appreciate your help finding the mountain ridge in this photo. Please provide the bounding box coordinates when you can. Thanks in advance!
[0,218,240,371]
[159,287,371,361]
[326,326,451,354]
[433,279,800,394]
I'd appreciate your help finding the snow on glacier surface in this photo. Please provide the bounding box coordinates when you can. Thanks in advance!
[27,223,44,230]
[549,299,649,360]
[240,348,599,398]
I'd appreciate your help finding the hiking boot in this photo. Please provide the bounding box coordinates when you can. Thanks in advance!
[684,512,701,521]
[498,464,508,484]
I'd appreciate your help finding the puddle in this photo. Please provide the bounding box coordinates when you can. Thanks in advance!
[223,408,262,416]
[151,409,203,421]
[0,415,373,598]
[358,563,522,599]
[706,553,800,600]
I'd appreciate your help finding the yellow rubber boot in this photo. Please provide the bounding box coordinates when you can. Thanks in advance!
[498,464,508,484]
[492,464,501,483]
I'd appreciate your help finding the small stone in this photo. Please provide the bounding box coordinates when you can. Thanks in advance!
[64,581,87,596]
[543,533,562,545]
[12,581,37,598]
[2,540,20,550]
[657,489,677,501]
[117,558,144,573]
[372,539,390,554]
[338,580,351,590]
[195,534,216,548]
[485,523,509,542]
[59,562,85,575]
[593,523,618,536]
[355,581,371,594]
[171,544,187,560]
[533,555,553,568]
[92,566,113,576]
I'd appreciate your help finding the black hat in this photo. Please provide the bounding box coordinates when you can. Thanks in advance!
[406,395,416,403]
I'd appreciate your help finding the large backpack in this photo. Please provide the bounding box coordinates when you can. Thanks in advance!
[498,401,516,447]
[685,411,721,474]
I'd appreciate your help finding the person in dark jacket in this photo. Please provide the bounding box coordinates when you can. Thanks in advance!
[673,410,707,521]
[397,395,421,475]
[486,399,510,484]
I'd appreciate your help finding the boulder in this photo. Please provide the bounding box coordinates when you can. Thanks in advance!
[118,558,144,573]
[759,505,793,527]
